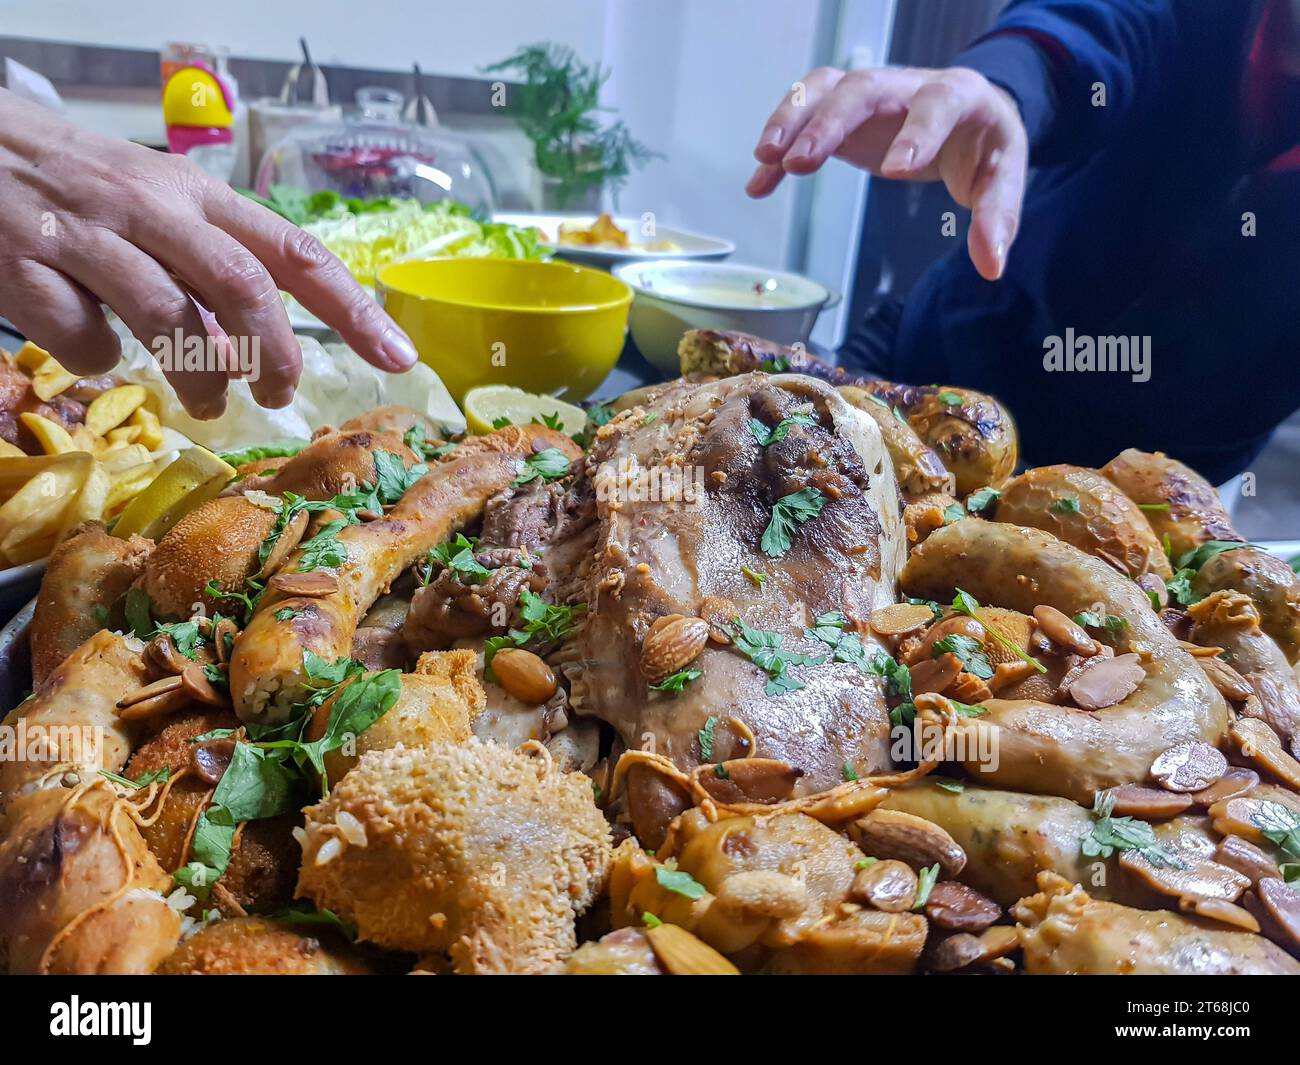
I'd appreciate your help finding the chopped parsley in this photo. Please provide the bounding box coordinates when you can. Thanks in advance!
[1174,540,1253,572]
[748,411,815,447]
[651,669,703,692]
[491,416,513,429]
[841,760,859,782]
[100,767,170,790]
[426,533,491,585]
[761,486,827,558]
[698,716,718,761]
[854,857,878,872]
[914,864,941,909]
[907,597,944,622]
[403,423,457,461]
[807,611,872,671]
[124,587,154,639]
[952,589,1046,673]
[937,391,963,407]
[1051,496,1081,515]
[1074,610,1129,640]
[931,633,994,680]
[943,502,966,525]
[654,866,707,900]
[532,411,565,430]
[932,777,966,794]
[1137,502,1170,512]
[641,911,664,929]
[217,438,309,468]
[741,566,768,588]
[730,616,825,695]
[1079,790,1188,868]
[373,451,429,502]
[297,519,349,572]
[512,447,571,488]
[274,607,300,622]
[1167,568,1200,607]
[151,619,203,659]
[483,590,584,668]
[1252,801,1300,861]
[964,486,1000,516]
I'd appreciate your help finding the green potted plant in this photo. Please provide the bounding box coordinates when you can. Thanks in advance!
[484,43,659,210]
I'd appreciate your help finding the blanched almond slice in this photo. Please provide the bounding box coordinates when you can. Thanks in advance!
[909,652,962,696]
[1254,878,1300,953]
[1197,654,1254,701]
[255,507,309,580]
[644,923,740,976]
[181,661,227,707]
[698,758,802,806]
[1118,850,1250,902]
[869,602,936,637]
[1032,605,1098,655]
[1190,767,1258,806]
[269,570,340,597]
[1068,652,1144,710]
[1178,895,1260,933]
[1150,741,1228,793]
[1214,834,1281,886]
[1108,783,1194,820]
[1229,717,1300,789]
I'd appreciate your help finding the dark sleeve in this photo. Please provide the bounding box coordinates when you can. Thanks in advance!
[952,0,1180,164]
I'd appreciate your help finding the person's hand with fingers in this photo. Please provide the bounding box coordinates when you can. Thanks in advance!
[0,87,419,419]
[746,65,1028,281]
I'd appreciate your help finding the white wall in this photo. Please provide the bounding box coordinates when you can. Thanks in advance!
[2,0,606,79]
[600,0,822,268]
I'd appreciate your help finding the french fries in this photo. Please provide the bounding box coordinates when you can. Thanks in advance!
[85,385,147,437]
[0,345,190,568]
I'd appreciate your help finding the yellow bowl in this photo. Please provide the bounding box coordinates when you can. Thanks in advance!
[376,258,632,403]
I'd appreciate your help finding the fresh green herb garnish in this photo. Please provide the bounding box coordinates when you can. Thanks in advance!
[1051,496,1081,515]
[1174,540,1253,572]
[532,411,565,430]
[964,486,1000,516]
[1252,801,1300,860]
[403,423,457,462]
[714,763,730,779]
[99,767,170,790]
[651,669,703,692]
[698,716,719,761]
[761,356,790,373]
[761,486,827,558]
[491,416,513,430]
[297,519,349,572]
[730,616,825,695]
[932,633,994,680]
[641,912,664,928]
[272,905,357,940]
[943,503,966,525]
[741,566,768,588]
[426,533,490,585]
[1137,502,1170,512]
[151,619,203,659]
[748,411,815,448]
[914,864,941,909]
[854,857,878,871]
[483,590,584,669]
[586,403,615,428]
[937,391,962,406]
[841,760,859,782]
[806,611,872,671]
[654,866,707,900]
[373,451,428,503]
[274,607,300,622]
[952,589,1046,674]
[932,777,966,793]
[1080,790,1188,868]
[512,447,571,488]
[907,597,944,621]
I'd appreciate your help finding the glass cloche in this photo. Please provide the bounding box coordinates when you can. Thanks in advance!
[254,87,496,211]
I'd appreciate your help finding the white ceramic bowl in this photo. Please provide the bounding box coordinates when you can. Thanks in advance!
[612,260,838,375]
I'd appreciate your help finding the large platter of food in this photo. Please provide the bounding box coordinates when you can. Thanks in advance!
[2,328,1299,976]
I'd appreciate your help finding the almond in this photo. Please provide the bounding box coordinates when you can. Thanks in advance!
[255,507,309,580]
[869,602,935,637]
[491,647,557,705]
[269,570,339,597]
[696,598,736,645]
[644,923,740,975]
[641,614,709,684]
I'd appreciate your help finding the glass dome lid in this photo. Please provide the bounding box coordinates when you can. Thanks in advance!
[255,87,496,211]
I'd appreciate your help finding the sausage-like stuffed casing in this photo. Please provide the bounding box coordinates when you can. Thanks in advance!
[901,521,1229,803]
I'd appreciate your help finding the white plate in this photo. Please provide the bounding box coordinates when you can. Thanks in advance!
[492,212,734,267]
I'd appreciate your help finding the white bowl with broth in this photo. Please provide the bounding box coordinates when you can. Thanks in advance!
[612,260,839,374]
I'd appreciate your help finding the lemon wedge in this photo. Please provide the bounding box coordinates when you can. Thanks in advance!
[463,385,587,437]
[112,446,235,540]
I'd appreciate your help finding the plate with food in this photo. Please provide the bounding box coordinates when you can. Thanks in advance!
[3,329,1300,976]
[493,211,735,267]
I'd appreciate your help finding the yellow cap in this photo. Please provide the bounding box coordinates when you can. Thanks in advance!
[162,66,234,128]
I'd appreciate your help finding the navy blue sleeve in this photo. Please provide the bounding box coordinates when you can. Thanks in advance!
[953,0,1180,163]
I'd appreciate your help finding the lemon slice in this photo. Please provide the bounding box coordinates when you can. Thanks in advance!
[463,385,587,437]
[112,446,236,540]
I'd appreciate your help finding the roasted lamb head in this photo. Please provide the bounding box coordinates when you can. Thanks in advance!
[562,373,906,842]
